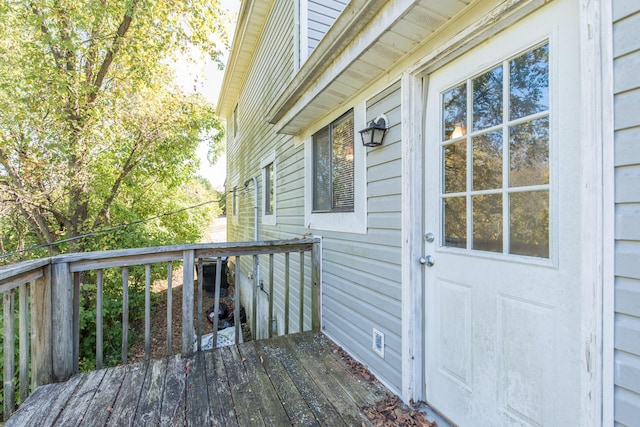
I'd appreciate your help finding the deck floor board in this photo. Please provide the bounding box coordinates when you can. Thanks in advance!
[6,331,388,427]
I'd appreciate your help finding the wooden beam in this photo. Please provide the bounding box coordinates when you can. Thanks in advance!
[30,265,52,388]
[145,264,151,360]
[3,290,15,421]
[0,269,43,293]
[299,252,305,333]
[96,270,103,370]
[51,262,73,382]
[166,262,173,357]
[311,240,321,332]
[19,282,30,403]
[268,254,274,338]
[182,250,195,356]
[121,267,129,365]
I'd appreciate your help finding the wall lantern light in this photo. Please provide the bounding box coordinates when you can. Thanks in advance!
[359,115,388,147]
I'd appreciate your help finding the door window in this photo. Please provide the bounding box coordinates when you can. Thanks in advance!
[440,43,550,258]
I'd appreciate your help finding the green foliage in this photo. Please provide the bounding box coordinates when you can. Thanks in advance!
[0,1,228,257]
[0,2,229,414]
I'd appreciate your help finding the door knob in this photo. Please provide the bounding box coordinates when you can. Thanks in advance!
[419,255,435,267]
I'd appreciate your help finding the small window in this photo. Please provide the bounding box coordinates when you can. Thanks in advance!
[265,163,274,215]
[312,110,354,212]
[261,152,276,225]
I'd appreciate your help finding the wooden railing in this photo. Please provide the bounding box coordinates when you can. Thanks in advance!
[0,238,321,421]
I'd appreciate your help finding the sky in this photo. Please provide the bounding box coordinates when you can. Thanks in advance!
[173,0,241,191]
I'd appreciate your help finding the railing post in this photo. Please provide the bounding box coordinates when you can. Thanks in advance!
[311,240,321,331]
[182,250,195,356]
[51,262,73,382]
[31,264,52,388]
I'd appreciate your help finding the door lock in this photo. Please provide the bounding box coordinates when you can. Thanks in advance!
[419,255,435,267]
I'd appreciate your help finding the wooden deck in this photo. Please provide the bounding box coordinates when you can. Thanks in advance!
[5,332,389,426]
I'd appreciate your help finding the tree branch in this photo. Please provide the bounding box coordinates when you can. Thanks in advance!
[89,0,140,104]
[92,136,143,229]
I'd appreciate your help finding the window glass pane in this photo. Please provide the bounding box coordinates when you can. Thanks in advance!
[510,44,549,120]
[332,113,354,210]
[265,163,274,215]
[473,131,503,191]
[444,141,466,194]
[444,197,467,248]
[443,83,467,140]
[473,65,503,131]
[509,116,549,187]
[510,191,549,258]
[313,128,331,211]
[472,194,503,253]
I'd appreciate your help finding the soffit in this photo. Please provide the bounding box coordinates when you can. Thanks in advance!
[217,0,274,119]
[268,0,545,135]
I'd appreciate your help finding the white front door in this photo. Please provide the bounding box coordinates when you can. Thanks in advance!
[423,2,583,425]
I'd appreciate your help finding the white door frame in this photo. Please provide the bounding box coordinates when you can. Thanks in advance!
[399,0,614,425]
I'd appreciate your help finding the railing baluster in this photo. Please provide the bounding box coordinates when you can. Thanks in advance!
[167,261,173,357]
[312,240,321,331]
[182,250,195,356]
[268,253,274,338]
[299,251,305,333]
[252,254,258,340]
[145,264,151,360]
[196,259,203,352]
[3,290,15,421]
[234,256,241,345]
[96,269,103,370]
[122,267,129,365]
[212,257,222,347]
[31,264,51,388]
[284,253,290,335]
[73,272,80,374]
[19,282,30,403]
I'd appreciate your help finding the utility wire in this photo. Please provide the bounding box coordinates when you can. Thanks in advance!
[1,198,221,259]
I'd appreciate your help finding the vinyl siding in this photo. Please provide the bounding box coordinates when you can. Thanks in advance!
[320,81,403,391]
[307,0,349,55]
[226,0,312,331]
[613,1,640,425]
[228,21,405,389]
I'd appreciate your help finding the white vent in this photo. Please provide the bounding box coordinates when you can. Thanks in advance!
[372,328,385,358]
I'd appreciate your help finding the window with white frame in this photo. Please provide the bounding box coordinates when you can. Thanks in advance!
[261,152,276,225]
[312,110,354,213]
[304,105,366,234]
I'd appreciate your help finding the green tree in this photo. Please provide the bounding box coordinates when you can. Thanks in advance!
[0,0,228,257]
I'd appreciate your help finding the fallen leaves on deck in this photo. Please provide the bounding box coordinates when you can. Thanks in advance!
[332,345,376,382]
[331,342,437,426]
[362,395,437,427]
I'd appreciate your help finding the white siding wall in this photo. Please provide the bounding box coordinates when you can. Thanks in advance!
[227,0,404,394]
[320,81,403,392]
[226,0,312,332]
[613,1,640,425]
[307,0,349,55]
